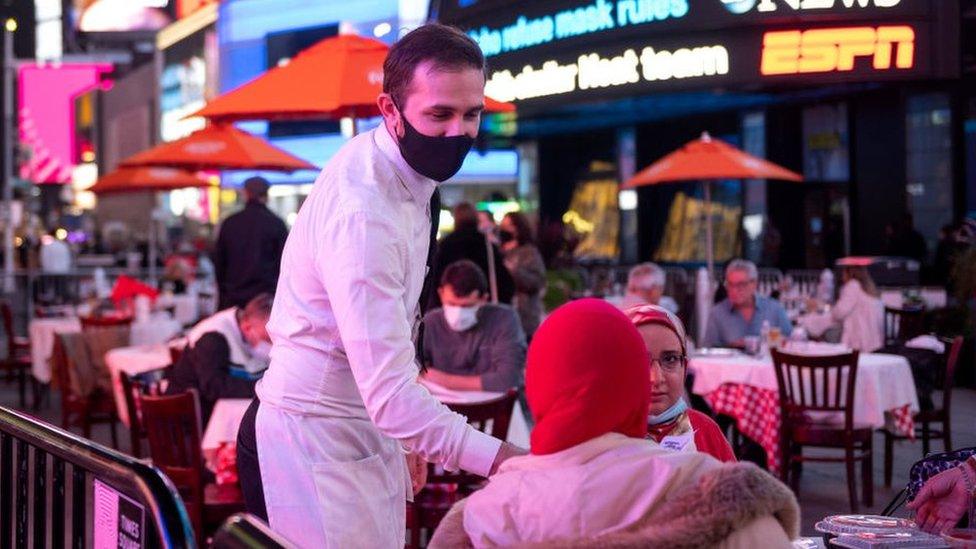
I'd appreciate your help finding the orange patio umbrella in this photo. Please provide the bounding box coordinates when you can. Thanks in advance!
[192,34,515,123]
[119,123,317,172]
[88,166,211,194]
[623,132,803,278]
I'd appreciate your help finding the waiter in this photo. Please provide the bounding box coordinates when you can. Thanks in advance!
[236,24,522,547]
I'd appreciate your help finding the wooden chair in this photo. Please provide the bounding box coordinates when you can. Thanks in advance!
[79,314,134,330]
[883,336,964,486]
[772,349,872,513]
[0,299,32,407]
[50,334,120,447]
[883,307,925,346]
[407,389,519,548]
[119,367,170,458]
[139,390,244,545]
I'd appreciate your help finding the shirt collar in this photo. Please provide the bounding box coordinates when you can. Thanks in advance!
[373,123,437,206]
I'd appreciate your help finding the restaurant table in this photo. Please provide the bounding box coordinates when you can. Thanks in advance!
[199,382,533,478]
[688,345,918,475]
[29,313,182,384]
[419,378,532,449]
[105,343,177,426]
[202,398,252,474]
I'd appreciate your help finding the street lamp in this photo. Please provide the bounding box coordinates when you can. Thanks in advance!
[2,17,15,293]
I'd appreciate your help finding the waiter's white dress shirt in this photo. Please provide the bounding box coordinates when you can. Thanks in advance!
[254,126,501,548]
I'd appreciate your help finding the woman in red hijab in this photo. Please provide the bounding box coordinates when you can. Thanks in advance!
[625,304,736,463]
[429,300,798,548]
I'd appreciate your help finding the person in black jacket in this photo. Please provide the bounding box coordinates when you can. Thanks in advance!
[213,177,288,310]
[427,202,514,310]
[165,293,273,423]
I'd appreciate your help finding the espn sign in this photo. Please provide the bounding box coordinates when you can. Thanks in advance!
[761,25,915,76]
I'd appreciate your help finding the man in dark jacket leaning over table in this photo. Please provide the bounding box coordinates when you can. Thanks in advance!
[420,260,526,392]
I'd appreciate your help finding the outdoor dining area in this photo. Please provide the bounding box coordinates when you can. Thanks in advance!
[0,17,973,548]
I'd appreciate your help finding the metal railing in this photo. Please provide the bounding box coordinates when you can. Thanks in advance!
[212,514,293,549]
[0,405,195,548]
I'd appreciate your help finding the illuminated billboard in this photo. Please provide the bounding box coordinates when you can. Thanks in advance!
[435,0,959,110]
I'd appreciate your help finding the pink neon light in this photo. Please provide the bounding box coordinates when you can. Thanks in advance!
[18,63,113,184]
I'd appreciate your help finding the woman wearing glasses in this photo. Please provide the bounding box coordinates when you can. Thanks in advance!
[626,304,737,463]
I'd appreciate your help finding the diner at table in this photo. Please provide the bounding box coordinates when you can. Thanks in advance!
[625,304,736,462]
[431,299,798,548]
[165,293,273,422]
[702,259,793,349]
[617,262,680,314]
[419,260,526,392]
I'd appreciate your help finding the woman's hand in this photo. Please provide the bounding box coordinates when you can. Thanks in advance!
[907,465,972,534]
[407,452,428,496]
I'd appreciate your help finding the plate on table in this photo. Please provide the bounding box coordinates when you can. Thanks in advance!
[816,515,914,536]
[692,348,738,358]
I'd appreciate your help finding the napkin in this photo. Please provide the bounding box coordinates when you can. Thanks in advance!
[905,335,944,354]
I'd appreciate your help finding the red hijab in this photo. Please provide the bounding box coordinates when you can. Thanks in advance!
[526,299,651,455]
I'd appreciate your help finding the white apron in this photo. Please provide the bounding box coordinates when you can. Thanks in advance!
[255,401,410,548]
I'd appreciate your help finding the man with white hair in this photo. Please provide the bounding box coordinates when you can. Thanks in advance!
[702,259,792,348]
[619,263,679,314]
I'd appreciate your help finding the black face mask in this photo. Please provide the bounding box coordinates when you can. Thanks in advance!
[394,106,475,182]
[498,229,515,244]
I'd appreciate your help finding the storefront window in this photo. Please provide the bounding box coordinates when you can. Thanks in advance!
[906,93,953,258]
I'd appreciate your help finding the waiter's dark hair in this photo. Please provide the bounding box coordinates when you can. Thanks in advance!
[383,23,485,109]
[440,260,488,297]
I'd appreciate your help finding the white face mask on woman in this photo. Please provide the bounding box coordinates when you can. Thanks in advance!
[443,304,480,332]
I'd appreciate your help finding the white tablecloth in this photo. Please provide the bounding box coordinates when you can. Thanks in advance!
[29,313,183,383]
[202,398,253,471]
[689,348,919,428]
[197,383,533,473]
[105,344,174,426]
[156,294,199,326]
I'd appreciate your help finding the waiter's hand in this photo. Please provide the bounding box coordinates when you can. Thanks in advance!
[489,442,527,476]
[407,452,428,495]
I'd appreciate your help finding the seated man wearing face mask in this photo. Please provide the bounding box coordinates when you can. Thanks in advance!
[420,260,526,392]
[165,293,273,422]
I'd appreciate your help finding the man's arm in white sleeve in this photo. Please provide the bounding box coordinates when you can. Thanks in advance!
[316,210,502,475]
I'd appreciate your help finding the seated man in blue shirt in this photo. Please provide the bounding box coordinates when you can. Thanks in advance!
[703,259,792,348]
[420,260,526,392]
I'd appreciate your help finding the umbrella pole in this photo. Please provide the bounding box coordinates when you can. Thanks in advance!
[704,180,715,283]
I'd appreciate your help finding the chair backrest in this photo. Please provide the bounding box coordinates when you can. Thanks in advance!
[120,372,146,458]
[445,389,519,441]
[771,349,860,432]
[0,299,14,357]
[139,390,205,535]
[757,268,783,297]
[80,314,134,330]
[941,336,964,414]
[428,390,518,486]
[883,307,925,345]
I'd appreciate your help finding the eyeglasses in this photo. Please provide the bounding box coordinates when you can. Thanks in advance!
[723,280,755,290]
[649,352,687,373]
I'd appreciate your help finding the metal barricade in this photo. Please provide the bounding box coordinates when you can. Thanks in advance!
[212,514,293,549]
[0,406,195,548]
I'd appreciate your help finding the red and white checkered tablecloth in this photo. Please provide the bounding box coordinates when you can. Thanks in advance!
[704,383,915,476]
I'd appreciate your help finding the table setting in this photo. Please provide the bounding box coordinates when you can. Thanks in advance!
[688,341,919,475]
